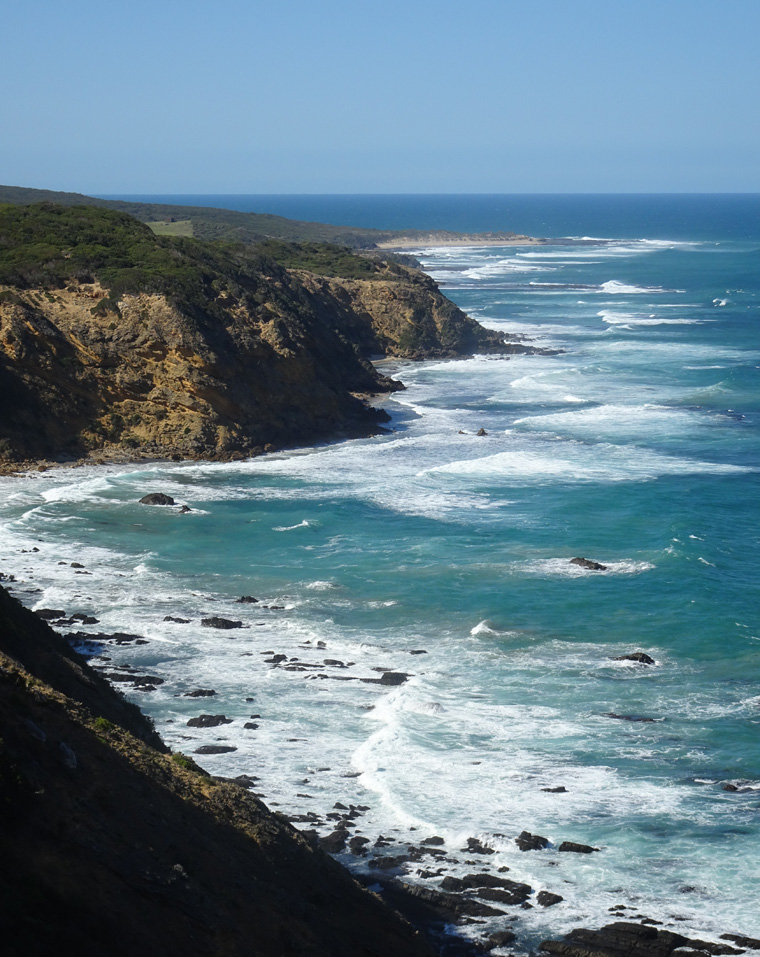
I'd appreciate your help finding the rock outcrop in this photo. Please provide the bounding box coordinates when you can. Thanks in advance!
[0,204,538,465]
[0,585,431,956]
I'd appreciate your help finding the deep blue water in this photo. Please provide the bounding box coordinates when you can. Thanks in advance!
[100,191,760,241]
[2,195,760,952]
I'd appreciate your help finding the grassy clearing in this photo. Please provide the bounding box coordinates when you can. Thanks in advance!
[147,219,193,237]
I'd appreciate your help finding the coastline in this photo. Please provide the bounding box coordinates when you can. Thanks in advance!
[375,235,548,249]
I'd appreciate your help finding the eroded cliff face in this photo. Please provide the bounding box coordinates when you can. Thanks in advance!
[0,203,534,465]
[297,263,525,359]
[0,278,396,463]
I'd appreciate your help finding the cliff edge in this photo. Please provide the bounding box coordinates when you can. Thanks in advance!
[0,585,432,957]
[0,204,532,464]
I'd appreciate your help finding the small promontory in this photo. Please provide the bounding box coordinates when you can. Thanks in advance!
[0,204,534,464]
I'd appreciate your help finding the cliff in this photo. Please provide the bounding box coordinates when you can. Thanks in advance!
[0,585,432,957]
[0,204,534,464]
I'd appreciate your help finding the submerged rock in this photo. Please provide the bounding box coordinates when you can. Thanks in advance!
[186,714,232,728]
[613,651,655,665]
[201,617,244,629]
[557,841,599,854]
[570,557,608,571]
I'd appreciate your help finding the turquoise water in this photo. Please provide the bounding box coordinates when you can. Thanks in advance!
[2,196,759,951]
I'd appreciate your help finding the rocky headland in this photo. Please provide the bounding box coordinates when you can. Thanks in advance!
[0,203,538,468]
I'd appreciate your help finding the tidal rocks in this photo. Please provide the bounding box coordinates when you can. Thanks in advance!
[201,616,244,629]
[164,615,191,623]
[557,841,599,854]
[34,608,66,620]
[319,829,349,853]
[193,745,238,755]
[486,930,517,949]
[182,688,216,697]
[614,652,655,665]
[462,837,495,855]
[476,428,488,436]
[539,921,744,956]
[537,891,564,907]
[236,595,259,603]
[515,830,550,851]
[139,493,175,506]
[381,882,506,922]
[477,882,532,906]
[186,714,232,728]
[362,671,410,686]
[541,786,568,793]
[570,557,608,571]
[604,713,658,723]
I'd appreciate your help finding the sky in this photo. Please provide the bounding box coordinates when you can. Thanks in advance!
[3,0,759,193]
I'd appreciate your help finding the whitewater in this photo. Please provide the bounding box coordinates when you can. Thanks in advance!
[1,195,759,952]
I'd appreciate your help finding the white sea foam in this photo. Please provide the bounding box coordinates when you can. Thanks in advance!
[520,558,655,577]
[423,442,753,484]
[273,519,314,531]
[599,309,699,326]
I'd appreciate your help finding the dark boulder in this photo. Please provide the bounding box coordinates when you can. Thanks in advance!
[201,617,244,629]
[613,652,655,665]
[515,830,550,851]
[476,428,488,436]
[164,616,191,623]
[194,745,237,754]
[236,595,259,603]
[34,609,66,620]
[557,841,599,854]
[541,786,567,793]
[139,493,176,506]
[570,557,607,571]
[182,688,216,697]
[537,891,564,907]
[477,882,532,906]
[186,714,232,728]
[486,929,517,949]
[319,829,349,853]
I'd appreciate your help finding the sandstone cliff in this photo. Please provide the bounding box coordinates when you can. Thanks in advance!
[0,204,533,465]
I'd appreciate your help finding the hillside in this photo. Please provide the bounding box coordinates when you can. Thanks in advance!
[0,203,537,465]
[0,585,432,957]
[0,185,541,248]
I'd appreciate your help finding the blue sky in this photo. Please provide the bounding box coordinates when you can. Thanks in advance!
[3,0,759,193]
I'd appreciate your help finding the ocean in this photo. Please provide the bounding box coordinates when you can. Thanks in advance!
[2,194,759,952]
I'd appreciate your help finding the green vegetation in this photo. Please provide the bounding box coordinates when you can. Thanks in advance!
[255,239,383,278]
[0,204,406,318]
[0,184,395,248]
[171,751,209,775]
[146,219,193,237]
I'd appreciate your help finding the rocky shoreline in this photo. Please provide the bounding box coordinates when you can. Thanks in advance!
[4,539,760,956]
